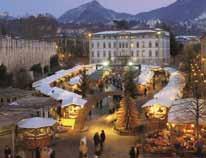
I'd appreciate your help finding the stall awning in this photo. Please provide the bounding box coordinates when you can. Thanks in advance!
[17,117,56,129]
[61,97,87,108]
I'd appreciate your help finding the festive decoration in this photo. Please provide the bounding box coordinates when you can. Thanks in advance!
[116,96,139,130]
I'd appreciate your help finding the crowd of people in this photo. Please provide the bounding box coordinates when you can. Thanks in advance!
[78,130,106,158]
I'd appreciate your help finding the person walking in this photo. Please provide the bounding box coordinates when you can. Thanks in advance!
[4,145,11,158]
[93,132,100,148]
[129,146,136,158]
[144,87,147,97]
[79,140,88,158]
[100,130,106,151]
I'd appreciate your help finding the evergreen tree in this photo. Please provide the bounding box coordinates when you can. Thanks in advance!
[116,96,139,130]
[123,68,137,98]
[79,69,89,98]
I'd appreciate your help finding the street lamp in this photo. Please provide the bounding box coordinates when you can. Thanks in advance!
[102,61,109,67]
[128,61,133,66]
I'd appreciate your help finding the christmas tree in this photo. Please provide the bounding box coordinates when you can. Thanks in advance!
[116,95,139,130]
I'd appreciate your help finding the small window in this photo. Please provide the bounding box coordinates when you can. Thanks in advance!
[108,51,111,57]
[131,51,134,56]
[136,51,139,57]
[119,43,121,48]
[108,42,111,48]
[149,42,152,48]
[142,42,145,48]
[97,42,100,48]
[103,51,106,57]
[155,51,159,57]
[155,42,159,47]
[149,50,152,57]
[136,42,139,48]
[103,42,106,48]
[97,51,100,57]
[91,51,94,57]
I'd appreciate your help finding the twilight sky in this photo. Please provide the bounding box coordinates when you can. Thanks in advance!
[0,0,176,17]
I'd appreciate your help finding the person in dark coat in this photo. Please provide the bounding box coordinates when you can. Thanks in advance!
[50,149,56,158]
[4,145,11,158]
[35,147,40,158]
[93,132,100,147]
[144,88,147,97]
[129,146,136,158]
[100,130,106,151]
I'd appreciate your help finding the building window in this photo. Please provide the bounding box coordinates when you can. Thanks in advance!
[97,51,100,57]
[149,50,152,57]
[122,42,125,48]
[119,43,121,48]
[103,42,106,48]
[92,51,94,57]
[103,51,106,57]
[108,42,111,48]
[126,42,128,48]
[142,42,145,48]
[149,42,152,48]
[155,51,159,57]
[97,42,100,48]
[108,51,111,57]
[113,42,116,48]
[136,51,139,57]
[155,42,159,47]
[136,42,139,48]
[142,50,145,57]
[131,51,134,56]
[91,43,94,48]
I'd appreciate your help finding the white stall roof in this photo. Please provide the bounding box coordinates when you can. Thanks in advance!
[35,84,52,95]
[69,75,81,85]
[142,98,173,108]
[61,97,87,108]
[48,87,82,100]
[17,117,56,129]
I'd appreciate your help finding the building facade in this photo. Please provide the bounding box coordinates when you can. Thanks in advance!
[89,29,170,66]
[0,36,57,72]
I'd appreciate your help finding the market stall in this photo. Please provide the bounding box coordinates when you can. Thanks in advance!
[50,97,87,129]
[17,117,56,149]
[142,99,172,121]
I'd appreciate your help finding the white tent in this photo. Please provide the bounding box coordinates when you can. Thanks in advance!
[69,75,81,85]
[17,117,56,129]
[48,87,82,100]
[142,98,173,108]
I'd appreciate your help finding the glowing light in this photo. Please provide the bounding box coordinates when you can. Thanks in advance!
[88,33,92,38]
[60,118,75,129]
[102,61,109,66]
[128,61,133,66]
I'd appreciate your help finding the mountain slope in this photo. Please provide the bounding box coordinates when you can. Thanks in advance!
[58,0,133,24]
[135,0,206,22]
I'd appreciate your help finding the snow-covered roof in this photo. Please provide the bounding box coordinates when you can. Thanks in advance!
[94,29,169,36]
[61,97,87,108]
[154,69,185,101]
[48,87,82,101]
[142,67,186,109]
[137,65,160,85]
[17,117,56,129]
[32,65,95,109]
[69,75,81,85]
[168,98,206,125]
[142,98,173,108]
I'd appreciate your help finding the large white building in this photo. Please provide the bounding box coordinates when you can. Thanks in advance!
[89,29,170,66]
[0,36,57,72]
